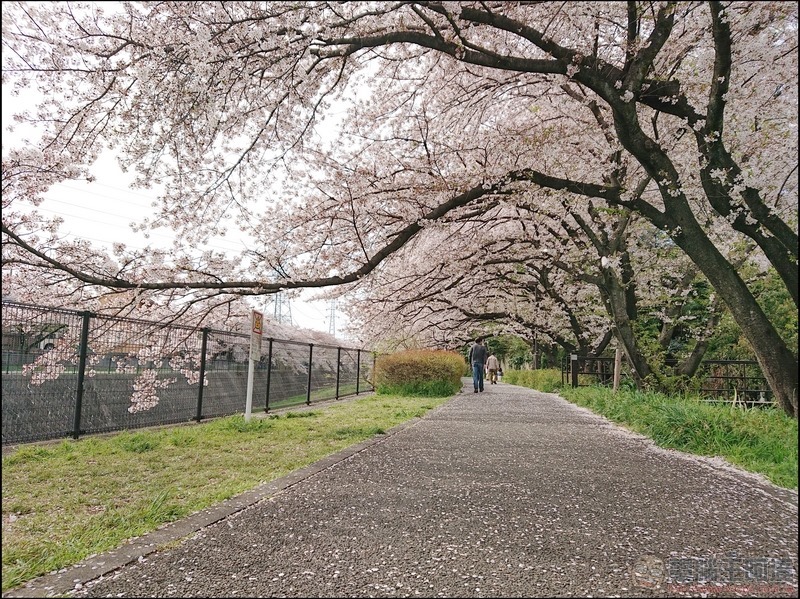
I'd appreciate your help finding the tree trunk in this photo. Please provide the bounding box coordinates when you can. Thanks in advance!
[676,294,724,378]
[611,105,798,417]
[659,213,797,417]
[676,340,709,378]
[602,270,653,389]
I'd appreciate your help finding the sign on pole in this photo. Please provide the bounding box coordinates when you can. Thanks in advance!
[245,310,263,421]
[250,310,263,361]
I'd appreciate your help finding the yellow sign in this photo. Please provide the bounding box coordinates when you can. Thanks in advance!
[250,310,263,361]
[252,311,263,335]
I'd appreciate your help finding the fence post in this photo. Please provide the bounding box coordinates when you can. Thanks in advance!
[335,347,341,400]
[356,350,361,395]
[72,311,92,440]
[264,338,274,413]
[570,353,579,389]
[306,344,313,405]
[195,328,209,422]
[372,352,376,391]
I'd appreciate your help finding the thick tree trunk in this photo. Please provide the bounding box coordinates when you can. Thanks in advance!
[602,271,653,389]
[610,106,798,417]
[661,213,797,417]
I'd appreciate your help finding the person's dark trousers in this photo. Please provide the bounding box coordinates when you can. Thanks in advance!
[472,364,485,392]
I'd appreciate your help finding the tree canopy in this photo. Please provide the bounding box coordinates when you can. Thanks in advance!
[2,1,797,415]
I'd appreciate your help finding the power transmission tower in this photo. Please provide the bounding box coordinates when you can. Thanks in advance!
[267,292,293,326]
[328,299,337,336]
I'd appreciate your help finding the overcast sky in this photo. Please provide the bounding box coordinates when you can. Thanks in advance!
[1,84,344,335]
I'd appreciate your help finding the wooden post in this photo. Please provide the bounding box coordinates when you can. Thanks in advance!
[570,354,579,388]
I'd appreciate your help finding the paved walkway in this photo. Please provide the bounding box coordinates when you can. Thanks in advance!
[5,381,798,598]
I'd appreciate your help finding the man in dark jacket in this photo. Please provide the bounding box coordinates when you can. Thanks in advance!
[468,337,488,393]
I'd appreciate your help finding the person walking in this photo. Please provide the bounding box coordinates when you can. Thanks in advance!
[486,353,500,384]
[468,337,488,393]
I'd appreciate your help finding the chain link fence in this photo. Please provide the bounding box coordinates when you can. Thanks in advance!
[2,301,375,445]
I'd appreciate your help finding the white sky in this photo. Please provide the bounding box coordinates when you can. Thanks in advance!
[1,88,346,336]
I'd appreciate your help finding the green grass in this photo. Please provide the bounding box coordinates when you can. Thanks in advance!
[502,368,564,392]
[265,382,364,409]
[507,370,797,490]
[377,379,462,397]
[1,394,448,592]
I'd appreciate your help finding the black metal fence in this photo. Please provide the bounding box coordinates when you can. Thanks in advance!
[562,354,774,407]
[2,301,375,445]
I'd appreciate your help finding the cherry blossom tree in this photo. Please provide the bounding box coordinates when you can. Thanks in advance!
[3,262,344,411]
[340,190,732,390]
[2,2,796,415]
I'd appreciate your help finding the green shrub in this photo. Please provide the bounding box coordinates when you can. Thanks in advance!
[374,349,465,397]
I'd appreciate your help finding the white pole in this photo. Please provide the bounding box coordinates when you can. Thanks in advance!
[245,310,263,422]
[245,359,255,422]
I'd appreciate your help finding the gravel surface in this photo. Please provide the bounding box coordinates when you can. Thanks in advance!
[5,382,798,598]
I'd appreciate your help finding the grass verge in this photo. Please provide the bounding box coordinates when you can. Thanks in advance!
[565,386,797,489]
[1,394,448,592]
[528,377,797,490]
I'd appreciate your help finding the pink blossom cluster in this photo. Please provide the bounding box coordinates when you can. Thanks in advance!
[128,370,177,413]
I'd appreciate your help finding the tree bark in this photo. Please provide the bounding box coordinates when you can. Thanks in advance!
[601,269,653,389]
[642,204,797,417]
